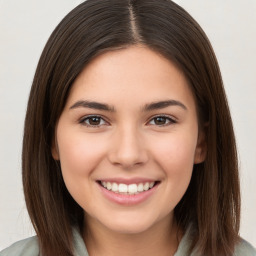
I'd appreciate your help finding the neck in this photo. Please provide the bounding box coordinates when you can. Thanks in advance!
[83,214,181,256]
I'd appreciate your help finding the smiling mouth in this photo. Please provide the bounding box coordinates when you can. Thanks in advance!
[98,181,160,195]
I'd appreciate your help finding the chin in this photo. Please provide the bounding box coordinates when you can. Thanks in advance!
[106,221,153,235]
[100,212,165,235]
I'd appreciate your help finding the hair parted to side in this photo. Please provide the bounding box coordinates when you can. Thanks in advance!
[22,0,240,255]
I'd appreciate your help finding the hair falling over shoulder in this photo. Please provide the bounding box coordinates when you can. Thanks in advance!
[22,0,240,255]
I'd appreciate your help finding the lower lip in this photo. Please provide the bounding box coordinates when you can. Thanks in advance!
[98,183,159,205]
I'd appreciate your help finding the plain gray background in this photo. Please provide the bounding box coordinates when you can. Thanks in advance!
[0,0,255,250]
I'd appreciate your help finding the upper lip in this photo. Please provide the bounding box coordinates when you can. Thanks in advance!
[97,178,160,185]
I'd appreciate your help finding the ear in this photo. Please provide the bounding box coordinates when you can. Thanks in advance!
[51,136,60,160]
[194,125,207,164]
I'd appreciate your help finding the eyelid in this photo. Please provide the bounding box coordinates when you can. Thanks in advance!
[79,114,109,127]
[78,114,177,128]
[146,114,177,126]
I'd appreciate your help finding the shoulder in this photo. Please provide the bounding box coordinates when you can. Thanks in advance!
[175,223,256,256]
[234,239,256,256]
[0,236,39,256]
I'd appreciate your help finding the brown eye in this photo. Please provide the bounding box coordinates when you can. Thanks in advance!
[81,116,107,127]
[154,117,168,125]
[88,116,101,125]
[148,115,176,126]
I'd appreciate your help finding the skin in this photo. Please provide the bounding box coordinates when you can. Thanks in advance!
[52,45,206,256]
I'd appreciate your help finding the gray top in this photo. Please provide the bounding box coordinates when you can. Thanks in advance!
[1,225,255,256]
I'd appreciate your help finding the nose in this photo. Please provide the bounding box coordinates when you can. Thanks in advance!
[108,126,149,169]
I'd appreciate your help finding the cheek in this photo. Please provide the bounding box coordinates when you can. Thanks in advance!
[150,131,197,206]
[56,131,107,205]
[152,131,197,172]
[57,132,106,176]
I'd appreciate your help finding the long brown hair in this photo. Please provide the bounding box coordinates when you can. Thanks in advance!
[22,0,240,255]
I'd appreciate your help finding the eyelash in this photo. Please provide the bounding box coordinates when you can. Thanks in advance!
[79,114,177,128]
[79,115,108,127]
[147,115,177,126]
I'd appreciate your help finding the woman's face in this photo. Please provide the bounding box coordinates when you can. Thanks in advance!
[52,45,206,235]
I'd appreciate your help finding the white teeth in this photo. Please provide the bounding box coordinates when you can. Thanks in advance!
[100,181,156,194]
[149,182,154,188]
[137,183,144,192]
[112,183,118,192]
[119,184,128,193]
[107,182,112,190]
[128,184,137,194]
[143,182,149,191]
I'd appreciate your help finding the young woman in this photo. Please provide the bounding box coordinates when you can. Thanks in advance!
[1,0,255,255]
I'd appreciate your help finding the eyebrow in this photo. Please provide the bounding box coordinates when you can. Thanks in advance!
[70,100,115,112]
[142,100,187,111]
[69,99,187,112]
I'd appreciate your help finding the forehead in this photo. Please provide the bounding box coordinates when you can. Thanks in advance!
[65,45,195,111]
